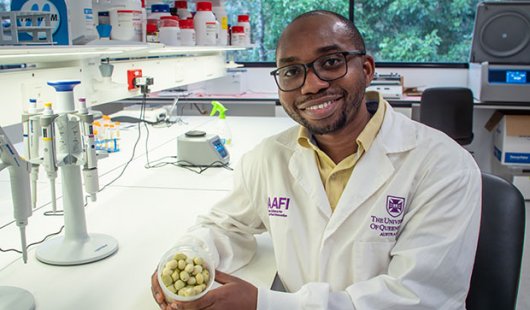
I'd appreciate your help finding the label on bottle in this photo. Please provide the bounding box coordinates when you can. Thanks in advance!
[205,21,217,44]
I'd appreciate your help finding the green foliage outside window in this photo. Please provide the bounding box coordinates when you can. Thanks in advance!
[355,0,488,62]
[225,0,496,64]
[224,0,348,63]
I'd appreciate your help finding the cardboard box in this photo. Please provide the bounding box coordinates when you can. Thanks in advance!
[513,175,530,200]
[485,112,530,166]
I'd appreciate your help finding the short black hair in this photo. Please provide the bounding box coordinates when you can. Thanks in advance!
[282,10,366,51]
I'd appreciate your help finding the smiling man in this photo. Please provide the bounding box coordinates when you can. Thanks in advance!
[152,10,481,310]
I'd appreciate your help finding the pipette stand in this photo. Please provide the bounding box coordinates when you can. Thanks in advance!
[35,164,118,265]
[35,80,118,265]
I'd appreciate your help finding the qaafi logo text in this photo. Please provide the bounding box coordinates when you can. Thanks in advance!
[268,196,290,218]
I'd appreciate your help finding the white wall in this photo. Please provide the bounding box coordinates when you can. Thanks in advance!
[242,66,469,92]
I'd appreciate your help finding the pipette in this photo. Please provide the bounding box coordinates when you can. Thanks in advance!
[40,103,58,212]
[21,98,41,209]
[0,126,32,263]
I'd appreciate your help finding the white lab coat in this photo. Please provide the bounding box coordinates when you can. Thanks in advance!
[187,100,482,309]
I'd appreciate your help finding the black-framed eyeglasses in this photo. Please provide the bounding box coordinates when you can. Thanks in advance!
[270,50,366,92]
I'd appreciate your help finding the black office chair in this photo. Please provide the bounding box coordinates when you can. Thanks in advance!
[466,173,526,310]
[420,87,474,145]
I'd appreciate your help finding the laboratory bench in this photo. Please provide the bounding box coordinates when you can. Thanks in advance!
[0,116,296,310]
[1,115,529,310]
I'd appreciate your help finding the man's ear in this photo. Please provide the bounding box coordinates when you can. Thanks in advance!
[363,55,376,87]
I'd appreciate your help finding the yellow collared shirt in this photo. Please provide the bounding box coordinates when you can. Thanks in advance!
[297,92,386,211]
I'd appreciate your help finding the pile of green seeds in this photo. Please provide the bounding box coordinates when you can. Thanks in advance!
[160,252,210,297]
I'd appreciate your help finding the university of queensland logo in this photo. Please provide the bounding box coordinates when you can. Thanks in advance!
[386,195,405,218]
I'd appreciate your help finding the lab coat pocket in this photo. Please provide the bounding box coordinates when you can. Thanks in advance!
[353,241,394,282]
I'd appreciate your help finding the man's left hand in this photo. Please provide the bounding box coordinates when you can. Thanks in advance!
[169,270,258,310]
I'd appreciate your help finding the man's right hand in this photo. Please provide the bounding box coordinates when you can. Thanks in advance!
[151,269,170,310]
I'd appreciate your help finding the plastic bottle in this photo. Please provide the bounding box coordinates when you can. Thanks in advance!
[210,101,232,145]
[148,3,171,30]
[146,22,159,42]
[174,1,192,20]
[109,8,143,41]
[211,0,228,46]
[67,0,98,44]
[145,0,164,13]
[237,14,251,46]
[194,2,217,46]
[77,97,88,114]
[159,15,180,46]
[230,25,245,47]
[179,18,195,46]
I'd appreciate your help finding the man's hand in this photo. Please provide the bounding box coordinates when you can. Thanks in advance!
[152,269,171,310]
[152,269,258,310]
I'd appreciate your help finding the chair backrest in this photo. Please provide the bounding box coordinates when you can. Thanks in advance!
[420,87,474,145]
[466,173,526,310]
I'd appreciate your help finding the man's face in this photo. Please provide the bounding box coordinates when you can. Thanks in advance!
[275,14,374,135]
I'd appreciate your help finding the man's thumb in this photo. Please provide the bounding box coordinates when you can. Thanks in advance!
[214,270,239,285]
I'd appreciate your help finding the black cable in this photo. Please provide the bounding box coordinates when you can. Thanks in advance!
[98,102,145,193]
[144,156,233,174]
[0,195,90,255]
[176,160,233,174]
[192,103,209,115]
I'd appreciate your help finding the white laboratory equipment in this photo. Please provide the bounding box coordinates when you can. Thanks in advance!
[177,130,229,167]
[34,80,119,266]
[468,2,530,102]
[0,125,36,310]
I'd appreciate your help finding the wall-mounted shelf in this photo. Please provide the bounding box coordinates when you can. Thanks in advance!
[0,44,247,126]
[0,44,246,65]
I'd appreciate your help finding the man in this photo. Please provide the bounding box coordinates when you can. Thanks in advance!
[152,10,481,310]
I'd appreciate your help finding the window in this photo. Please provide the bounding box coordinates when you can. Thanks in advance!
[0,0,7,12]
[224,1,349,63]
[226,0,498,65]
[354,0,494,63]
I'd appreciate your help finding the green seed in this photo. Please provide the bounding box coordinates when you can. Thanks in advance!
[165,260,178,270]
[195,273,204,285]
[174,253,187,261]
[193,257,204,265]
[177,259,186,270]
[161,274,173,287]
[174,279,185,290]
[180,271,190,282]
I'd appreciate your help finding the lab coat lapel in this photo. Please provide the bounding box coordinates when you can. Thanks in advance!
[326,141,394,234]
[289,146,332,219]
[324,103,415,235]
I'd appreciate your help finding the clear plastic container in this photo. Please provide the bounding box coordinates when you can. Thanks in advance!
[157,244,215,302]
